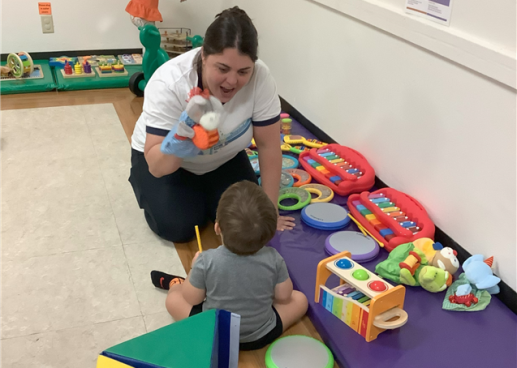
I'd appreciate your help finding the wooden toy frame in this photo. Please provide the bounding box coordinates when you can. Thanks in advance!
[60,68,96,78]
[315,251,408,342]
[95,67,128,78]
[1,65,43,81]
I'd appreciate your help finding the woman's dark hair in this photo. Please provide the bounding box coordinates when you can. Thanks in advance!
[201,7,258,62]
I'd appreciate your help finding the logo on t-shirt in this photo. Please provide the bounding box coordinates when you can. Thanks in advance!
[199,118,252,155]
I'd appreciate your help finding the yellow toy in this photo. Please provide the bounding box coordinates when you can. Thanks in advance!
[194,225,203,253]
[112,60,125,73]
[284,134,327,148]
[300,183,334,203]
[399,250,423,276]
[98,63,113,73]
[412,238,438,261]
[74,62,83,74]
[315,251,408,342]
[281,142,310,154]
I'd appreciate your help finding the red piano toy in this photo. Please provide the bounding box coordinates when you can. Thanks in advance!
[299,144,375,196]
[348,188,435,252]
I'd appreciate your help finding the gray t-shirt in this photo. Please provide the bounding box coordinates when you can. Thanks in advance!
[189,245,289,342]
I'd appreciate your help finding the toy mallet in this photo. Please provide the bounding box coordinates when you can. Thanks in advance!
[195,225,203,253]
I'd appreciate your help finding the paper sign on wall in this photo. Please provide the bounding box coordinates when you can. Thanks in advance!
[405,0,452,26]
[38,2,52,15]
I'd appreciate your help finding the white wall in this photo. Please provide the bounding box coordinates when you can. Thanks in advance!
[380,0,516,52]
[231,0,516,289]
[0,0,226,53]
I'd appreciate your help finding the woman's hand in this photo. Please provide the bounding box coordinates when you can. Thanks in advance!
[160,118,201,158]
[277,215,295,231]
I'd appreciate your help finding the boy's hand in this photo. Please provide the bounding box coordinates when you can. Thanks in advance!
[277,215,295,231]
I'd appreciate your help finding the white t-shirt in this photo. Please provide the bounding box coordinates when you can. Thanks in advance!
[131,48,281,175]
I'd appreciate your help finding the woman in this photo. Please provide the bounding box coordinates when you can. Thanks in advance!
[129,7,295,243]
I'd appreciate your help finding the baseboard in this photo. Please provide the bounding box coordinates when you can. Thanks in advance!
[0,48,143,62]
[280,96,517,315]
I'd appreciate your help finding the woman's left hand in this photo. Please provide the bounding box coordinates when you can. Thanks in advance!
[277,215,295,231]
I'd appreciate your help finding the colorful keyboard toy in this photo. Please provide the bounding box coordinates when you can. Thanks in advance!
[347,188,435,252]
[299,144,375,196]
[316,252,408,342]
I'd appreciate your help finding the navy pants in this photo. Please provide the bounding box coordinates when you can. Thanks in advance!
[129,149,258,242]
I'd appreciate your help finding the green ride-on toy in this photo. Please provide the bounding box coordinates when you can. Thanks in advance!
[129,24,204,97]
[129,24,170,97]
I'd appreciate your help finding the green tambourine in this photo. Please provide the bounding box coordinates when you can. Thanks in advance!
[278,187,311,211]
[265,335,334,368]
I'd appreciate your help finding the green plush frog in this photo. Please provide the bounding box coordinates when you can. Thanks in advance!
[417,266,453,293]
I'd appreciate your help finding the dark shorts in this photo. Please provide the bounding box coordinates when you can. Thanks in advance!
[189,304,284,351]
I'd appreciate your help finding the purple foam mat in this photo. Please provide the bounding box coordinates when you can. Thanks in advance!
[272,118,517,368]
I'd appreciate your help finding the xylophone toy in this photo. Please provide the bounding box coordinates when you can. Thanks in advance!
[299,144,375,196]
[347,188,435,252]
[315,251,408,342]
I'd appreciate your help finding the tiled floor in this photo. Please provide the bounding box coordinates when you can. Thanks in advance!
[1,104,186,367]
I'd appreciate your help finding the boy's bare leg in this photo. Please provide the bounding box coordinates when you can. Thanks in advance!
[165,283,194,321]
[273,290,309,332]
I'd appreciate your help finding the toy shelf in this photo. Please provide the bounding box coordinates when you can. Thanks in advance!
[160,27,192,56]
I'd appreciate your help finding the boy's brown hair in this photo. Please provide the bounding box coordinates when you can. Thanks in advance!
[216,180,277,255]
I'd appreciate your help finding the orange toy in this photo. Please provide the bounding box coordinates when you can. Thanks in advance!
[125,0,163,22]
[399,251,422,276]
[184,87,222,150]
[192,125,219,150]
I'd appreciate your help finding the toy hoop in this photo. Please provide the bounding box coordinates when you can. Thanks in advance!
[278,187,311,211]
[300,183,334,202]
[7,53,23,78]
[265,335,334,368]
[282,155,299,170]
[285,169,312,187]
